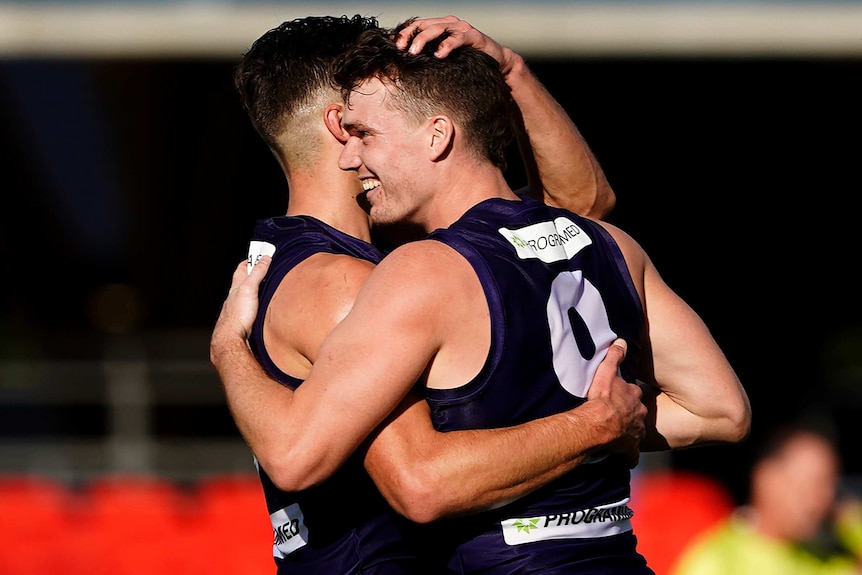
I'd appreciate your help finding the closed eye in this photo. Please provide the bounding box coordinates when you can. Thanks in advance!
[342,121,372,140]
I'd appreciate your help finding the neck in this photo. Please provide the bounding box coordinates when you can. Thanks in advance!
[421,162,518,232]
[285,168,372,243]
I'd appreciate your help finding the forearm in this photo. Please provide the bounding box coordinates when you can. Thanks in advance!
[504,50,615,217]
[646,390,750,451]
[210,256,376,491]
[640,264,752,451]
[365,398,621,523]
[210,333,300,479]
[213,334,386,491]
[639,351,751,451]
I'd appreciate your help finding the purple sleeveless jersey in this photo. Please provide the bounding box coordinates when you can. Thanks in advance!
[246,215,425,575]
[424,197,655,574]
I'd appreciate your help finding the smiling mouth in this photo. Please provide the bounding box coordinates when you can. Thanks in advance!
[361,178,381,192]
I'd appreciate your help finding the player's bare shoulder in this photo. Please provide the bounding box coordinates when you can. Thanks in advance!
[356,239,481,334]
[587,218,650,302]
[375,239,478,293]
[267,253,376,369]
[590,219,647,270]
[289,252,375,320]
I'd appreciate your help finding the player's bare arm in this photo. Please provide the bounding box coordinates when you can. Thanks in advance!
[244,241,452,490]
[210,257,295,460]
[639,252,751,449]
[212,242,455,492]
[597,221,752,450]
[365,339,646,523]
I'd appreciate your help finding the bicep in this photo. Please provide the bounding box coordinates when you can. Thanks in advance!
[642,259,747,446]
[645,262,737,401]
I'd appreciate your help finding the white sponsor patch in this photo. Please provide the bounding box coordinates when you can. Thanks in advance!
[501,498,633,545]
[498,217,592,263]
[247,240,277,274]
[271,503,310,558]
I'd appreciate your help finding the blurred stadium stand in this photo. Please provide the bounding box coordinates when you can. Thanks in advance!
[1,1,862,58]
[0,332,253,483]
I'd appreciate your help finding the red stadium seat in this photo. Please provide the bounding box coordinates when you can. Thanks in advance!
[191,474,273,575]
[64,475,189,575]
[0,475,73,575]
[631,470,735,575]
[0,473,273,575]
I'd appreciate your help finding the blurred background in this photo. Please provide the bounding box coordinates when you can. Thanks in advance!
[1,0,861,572]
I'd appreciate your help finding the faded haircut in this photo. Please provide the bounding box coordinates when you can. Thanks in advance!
[234,15,379,152]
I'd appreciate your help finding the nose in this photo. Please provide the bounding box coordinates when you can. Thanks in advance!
[338,136,361,171]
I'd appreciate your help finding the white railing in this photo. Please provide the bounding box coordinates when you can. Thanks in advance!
[0,331,254,483]
[1,2,862,58]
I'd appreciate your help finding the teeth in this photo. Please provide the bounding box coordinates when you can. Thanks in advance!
[362,179,380,192]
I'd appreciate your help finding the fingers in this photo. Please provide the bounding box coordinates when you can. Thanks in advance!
[395,16,484,59]
[231,260,248,288]
[246,255,271,284]
[589,338,627,390]
[231,255,270,293]
[215,256,270,342]
[606,337,627,366]
[585,338,645,459]
[226,256,270,314]
[394,16,458,51]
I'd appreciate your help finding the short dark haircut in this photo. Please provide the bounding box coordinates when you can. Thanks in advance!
[234,15,379,149]
[333,19,514,170]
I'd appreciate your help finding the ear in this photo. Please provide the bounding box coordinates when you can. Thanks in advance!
[324,104,348,143]
[428,115,454,161]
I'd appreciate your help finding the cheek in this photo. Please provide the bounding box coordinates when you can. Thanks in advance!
[376,147,410,181]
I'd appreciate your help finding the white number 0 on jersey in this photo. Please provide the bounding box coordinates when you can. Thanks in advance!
[547,270,617,398]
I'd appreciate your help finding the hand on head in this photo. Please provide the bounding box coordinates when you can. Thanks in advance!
[393,15,516,74]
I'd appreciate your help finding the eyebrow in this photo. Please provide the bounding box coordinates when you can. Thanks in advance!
[342,120,373,134]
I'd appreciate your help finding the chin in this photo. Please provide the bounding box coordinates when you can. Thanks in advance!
[369,207,391,226]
